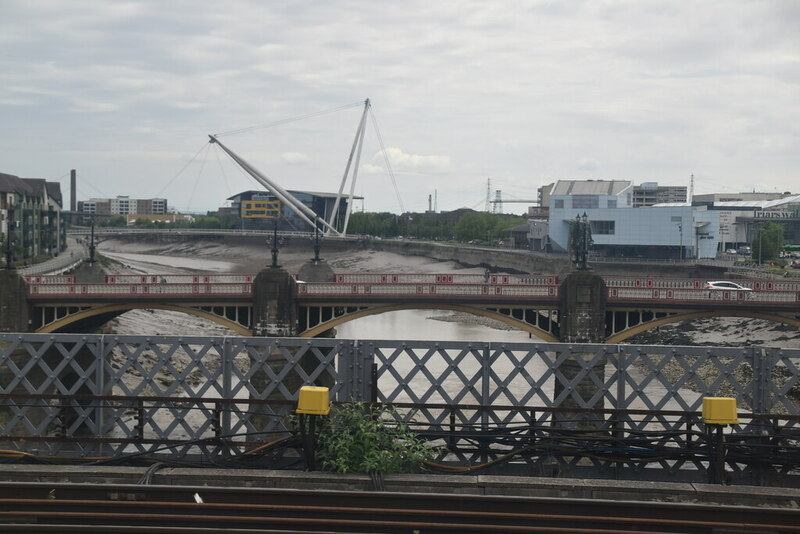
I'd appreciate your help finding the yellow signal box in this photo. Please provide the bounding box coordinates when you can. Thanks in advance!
[296,386,330,415]
[702,397,739,425]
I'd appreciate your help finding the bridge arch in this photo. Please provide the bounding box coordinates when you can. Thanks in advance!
[606,310,800,344]
[298,302,560,341]
[36,303,252,336]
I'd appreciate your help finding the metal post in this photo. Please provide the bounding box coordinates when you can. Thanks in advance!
[269,219,280,268]
[222,338,232,444]
[581,212,589,270]
[708,424,726,484]
[4,217,12,270]
[313,215,321,263]
[88,217,96,264]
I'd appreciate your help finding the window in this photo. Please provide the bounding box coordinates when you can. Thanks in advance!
[554,199,564,209]
[591,220,615,235]
[572,195,599,209]
[607,199,617,208]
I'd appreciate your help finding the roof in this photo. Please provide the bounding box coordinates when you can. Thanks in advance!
[0,172,34,195]
[45,182,63,206]
[227,189,363,201]
[21,178,47,198]
[507,223,530,233]
[292,190,364,200]
[550,180,631,196]
[713,195,800,209]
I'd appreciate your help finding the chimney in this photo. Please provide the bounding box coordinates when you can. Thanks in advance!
[70,169,76,212]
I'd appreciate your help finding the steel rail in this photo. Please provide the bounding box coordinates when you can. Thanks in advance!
[0,482,798,533]
[1,501,787,533]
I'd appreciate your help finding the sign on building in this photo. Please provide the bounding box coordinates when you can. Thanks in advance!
[242,200,281,218]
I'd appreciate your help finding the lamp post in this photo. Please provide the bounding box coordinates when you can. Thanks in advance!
[88,217,96,265]
[572,212,590,271]
[677,222,683,261]
[267,218,281,268]
[581,212,590,270]
[311,215,322,263]
[4,220,13,270]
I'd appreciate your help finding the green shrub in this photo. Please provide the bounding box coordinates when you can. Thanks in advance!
[316,402,436,474]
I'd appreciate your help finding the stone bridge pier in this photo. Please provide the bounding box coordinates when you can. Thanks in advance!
[248,265,335,429]
[251,268,298,337]
[0,271,34,333]
[555,271,608,428]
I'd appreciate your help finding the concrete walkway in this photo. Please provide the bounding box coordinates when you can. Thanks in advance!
[1,465,798,509]
[17,237,86,276]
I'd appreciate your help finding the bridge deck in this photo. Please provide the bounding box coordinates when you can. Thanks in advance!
[22,273,800,310]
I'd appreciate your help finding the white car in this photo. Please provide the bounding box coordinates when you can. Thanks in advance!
[705,281,752,291]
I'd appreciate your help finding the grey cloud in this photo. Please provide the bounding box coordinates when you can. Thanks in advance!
[0,0,797,212]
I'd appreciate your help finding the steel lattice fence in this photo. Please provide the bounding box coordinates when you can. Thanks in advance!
[1,333,798,484]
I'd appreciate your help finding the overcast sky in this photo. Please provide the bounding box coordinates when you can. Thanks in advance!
[2,1,798,214]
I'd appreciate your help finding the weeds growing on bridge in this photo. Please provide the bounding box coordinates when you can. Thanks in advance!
[316,402,438,474]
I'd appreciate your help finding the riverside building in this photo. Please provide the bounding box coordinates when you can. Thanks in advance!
[545,179,720,259]
[0,172,65,265]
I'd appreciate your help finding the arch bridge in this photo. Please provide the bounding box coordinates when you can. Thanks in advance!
[19,272,800,342]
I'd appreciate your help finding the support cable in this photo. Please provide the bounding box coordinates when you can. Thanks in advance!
[183,143,210,212]
[213,145,233,200]
[154,142,210,198]
[369,107,405,214]
[213,101,365,138]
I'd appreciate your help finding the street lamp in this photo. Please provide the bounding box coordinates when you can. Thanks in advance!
[676,222,683,261]
[311,215,322,263]
[266,218,284,268]
[572,212,590,271]
[88,217,97,265]
[4,222,13,270]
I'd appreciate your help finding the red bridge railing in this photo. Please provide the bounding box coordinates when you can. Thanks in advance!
[22,273,800,306]
[331,273,559,285]
[297,282,559,299]
[104,274,255,284]
[27,282,252,298]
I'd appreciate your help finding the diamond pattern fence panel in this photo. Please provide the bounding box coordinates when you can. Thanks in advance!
[370,341,800,481]
[0,334,358,460]
[1,333,798,483]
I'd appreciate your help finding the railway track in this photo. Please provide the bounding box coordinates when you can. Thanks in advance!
[0,481,798,533]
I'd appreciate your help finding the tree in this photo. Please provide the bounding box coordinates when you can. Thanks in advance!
[103,216,127,228]
[752,222,783,262]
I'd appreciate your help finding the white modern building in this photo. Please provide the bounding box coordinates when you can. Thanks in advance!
[546,180,721,259]
[711,195,800,249]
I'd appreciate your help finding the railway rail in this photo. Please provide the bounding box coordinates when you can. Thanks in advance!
[0,481,798,533]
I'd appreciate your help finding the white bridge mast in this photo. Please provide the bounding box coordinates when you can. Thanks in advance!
[327,99,370,236]
[209,135,340,235]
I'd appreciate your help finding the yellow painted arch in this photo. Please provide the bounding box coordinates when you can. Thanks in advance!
[36,303,252,336]
[605,309,800,344]
[299,302,560,342]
